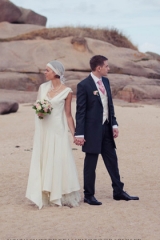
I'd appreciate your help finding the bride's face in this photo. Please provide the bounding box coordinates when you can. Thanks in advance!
[44,66,56,80]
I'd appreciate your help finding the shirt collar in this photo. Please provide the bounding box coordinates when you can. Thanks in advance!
[91,72,102,84]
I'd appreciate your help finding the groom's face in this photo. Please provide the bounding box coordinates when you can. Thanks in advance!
[98,60,110,77]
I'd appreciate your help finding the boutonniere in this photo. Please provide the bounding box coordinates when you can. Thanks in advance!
[93,90,99,96]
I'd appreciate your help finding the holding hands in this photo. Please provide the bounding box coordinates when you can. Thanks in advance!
[73,127,119,146]
[74,137,86,146]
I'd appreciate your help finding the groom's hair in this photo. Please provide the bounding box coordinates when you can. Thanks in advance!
[90,55,108,71]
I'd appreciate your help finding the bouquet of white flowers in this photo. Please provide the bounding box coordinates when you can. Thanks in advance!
[32,99,53,119]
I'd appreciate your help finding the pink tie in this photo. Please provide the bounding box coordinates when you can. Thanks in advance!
[97,80,106,95]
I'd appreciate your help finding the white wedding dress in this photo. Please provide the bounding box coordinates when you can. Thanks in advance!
[26,81,81,209]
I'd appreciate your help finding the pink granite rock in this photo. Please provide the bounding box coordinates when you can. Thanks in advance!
[0,101,19,114]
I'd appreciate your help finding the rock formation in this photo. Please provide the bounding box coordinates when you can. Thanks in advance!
[0,36,160,102]
[0,22,45,39]
[0,2,159,104]
[0,0,47,26]
[0,101,19,114]
[0,0,21,23]
[16,7,47,26]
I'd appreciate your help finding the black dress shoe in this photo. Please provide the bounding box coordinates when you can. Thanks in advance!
[84,196,102,205]
[113,191,139,201]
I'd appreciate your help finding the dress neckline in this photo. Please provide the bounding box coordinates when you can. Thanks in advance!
[47,87,70,100]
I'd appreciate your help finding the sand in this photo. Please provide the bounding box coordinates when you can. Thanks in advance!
[0,94,160,240]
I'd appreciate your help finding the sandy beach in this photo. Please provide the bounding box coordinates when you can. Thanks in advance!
[0,96,160,240]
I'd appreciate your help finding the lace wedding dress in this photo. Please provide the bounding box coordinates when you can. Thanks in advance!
[26,81,81,209]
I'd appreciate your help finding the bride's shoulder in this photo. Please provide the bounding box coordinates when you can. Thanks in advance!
[62,85,73,93]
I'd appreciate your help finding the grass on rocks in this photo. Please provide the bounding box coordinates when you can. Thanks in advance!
[0,26,138,50]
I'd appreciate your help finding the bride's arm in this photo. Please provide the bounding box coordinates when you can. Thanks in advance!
[65,92,75,138]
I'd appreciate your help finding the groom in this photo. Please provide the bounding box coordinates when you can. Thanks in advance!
[74,55,139,205]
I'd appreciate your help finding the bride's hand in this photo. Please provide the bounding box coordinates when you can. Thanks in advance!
[73,136,77,144]
[37,112,44,118]
[74,137,85,146]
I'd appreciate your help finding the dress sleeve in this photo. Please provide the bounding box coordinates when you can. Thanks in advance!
[63,87,73,99]
[69,88,73,93]
[67,87,73,95]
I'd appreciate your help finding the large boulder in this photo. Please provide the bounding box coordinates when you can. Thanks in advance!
[0,22,45,39]
[17,7,47,26]
[0,0,47,26]
[0,36,160,103]
[0,0,21,23]
[0,101,19,114]
[108,74,160,102]
[138,60,160,75]
[65,71,87,93]
[114,85,160,102]
[0,72,45,91]
[0,37,160,79]
[1,71,160,103]
[66,72,160,102]
[146,52,160,61]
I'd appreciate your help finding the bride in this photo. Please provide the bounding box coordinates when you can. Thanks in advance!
[26,60,81,209]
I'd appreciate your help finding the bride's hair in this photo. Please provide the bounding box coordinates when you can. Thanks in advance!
[55,74,60,79]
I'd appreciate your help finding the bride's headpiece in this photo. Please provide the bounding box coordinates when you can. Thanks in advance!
[46,60,65,83]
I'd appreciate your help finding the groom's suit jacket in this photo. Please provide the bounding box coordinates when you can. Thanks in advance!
[75,74,118,154]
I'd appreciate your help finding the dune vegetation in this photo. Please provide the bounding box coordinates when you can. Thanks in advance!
[0,26,138,50]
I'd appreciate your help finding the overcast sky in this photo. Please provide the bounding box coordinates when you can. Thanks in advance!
[12,0,160,54]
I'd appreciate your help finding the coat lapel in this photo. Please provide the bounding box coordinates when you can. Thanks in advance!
[88,75,103,105]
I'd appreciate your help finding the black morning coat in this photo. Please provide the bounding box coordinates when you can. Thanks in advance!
[75,74,118,154]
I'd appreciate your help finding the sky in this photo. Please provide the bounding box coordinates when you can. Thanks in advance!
[11,0,160,54]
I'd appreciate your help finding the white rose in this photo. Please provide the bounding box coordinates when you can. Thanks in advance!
[37,105,42,110]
